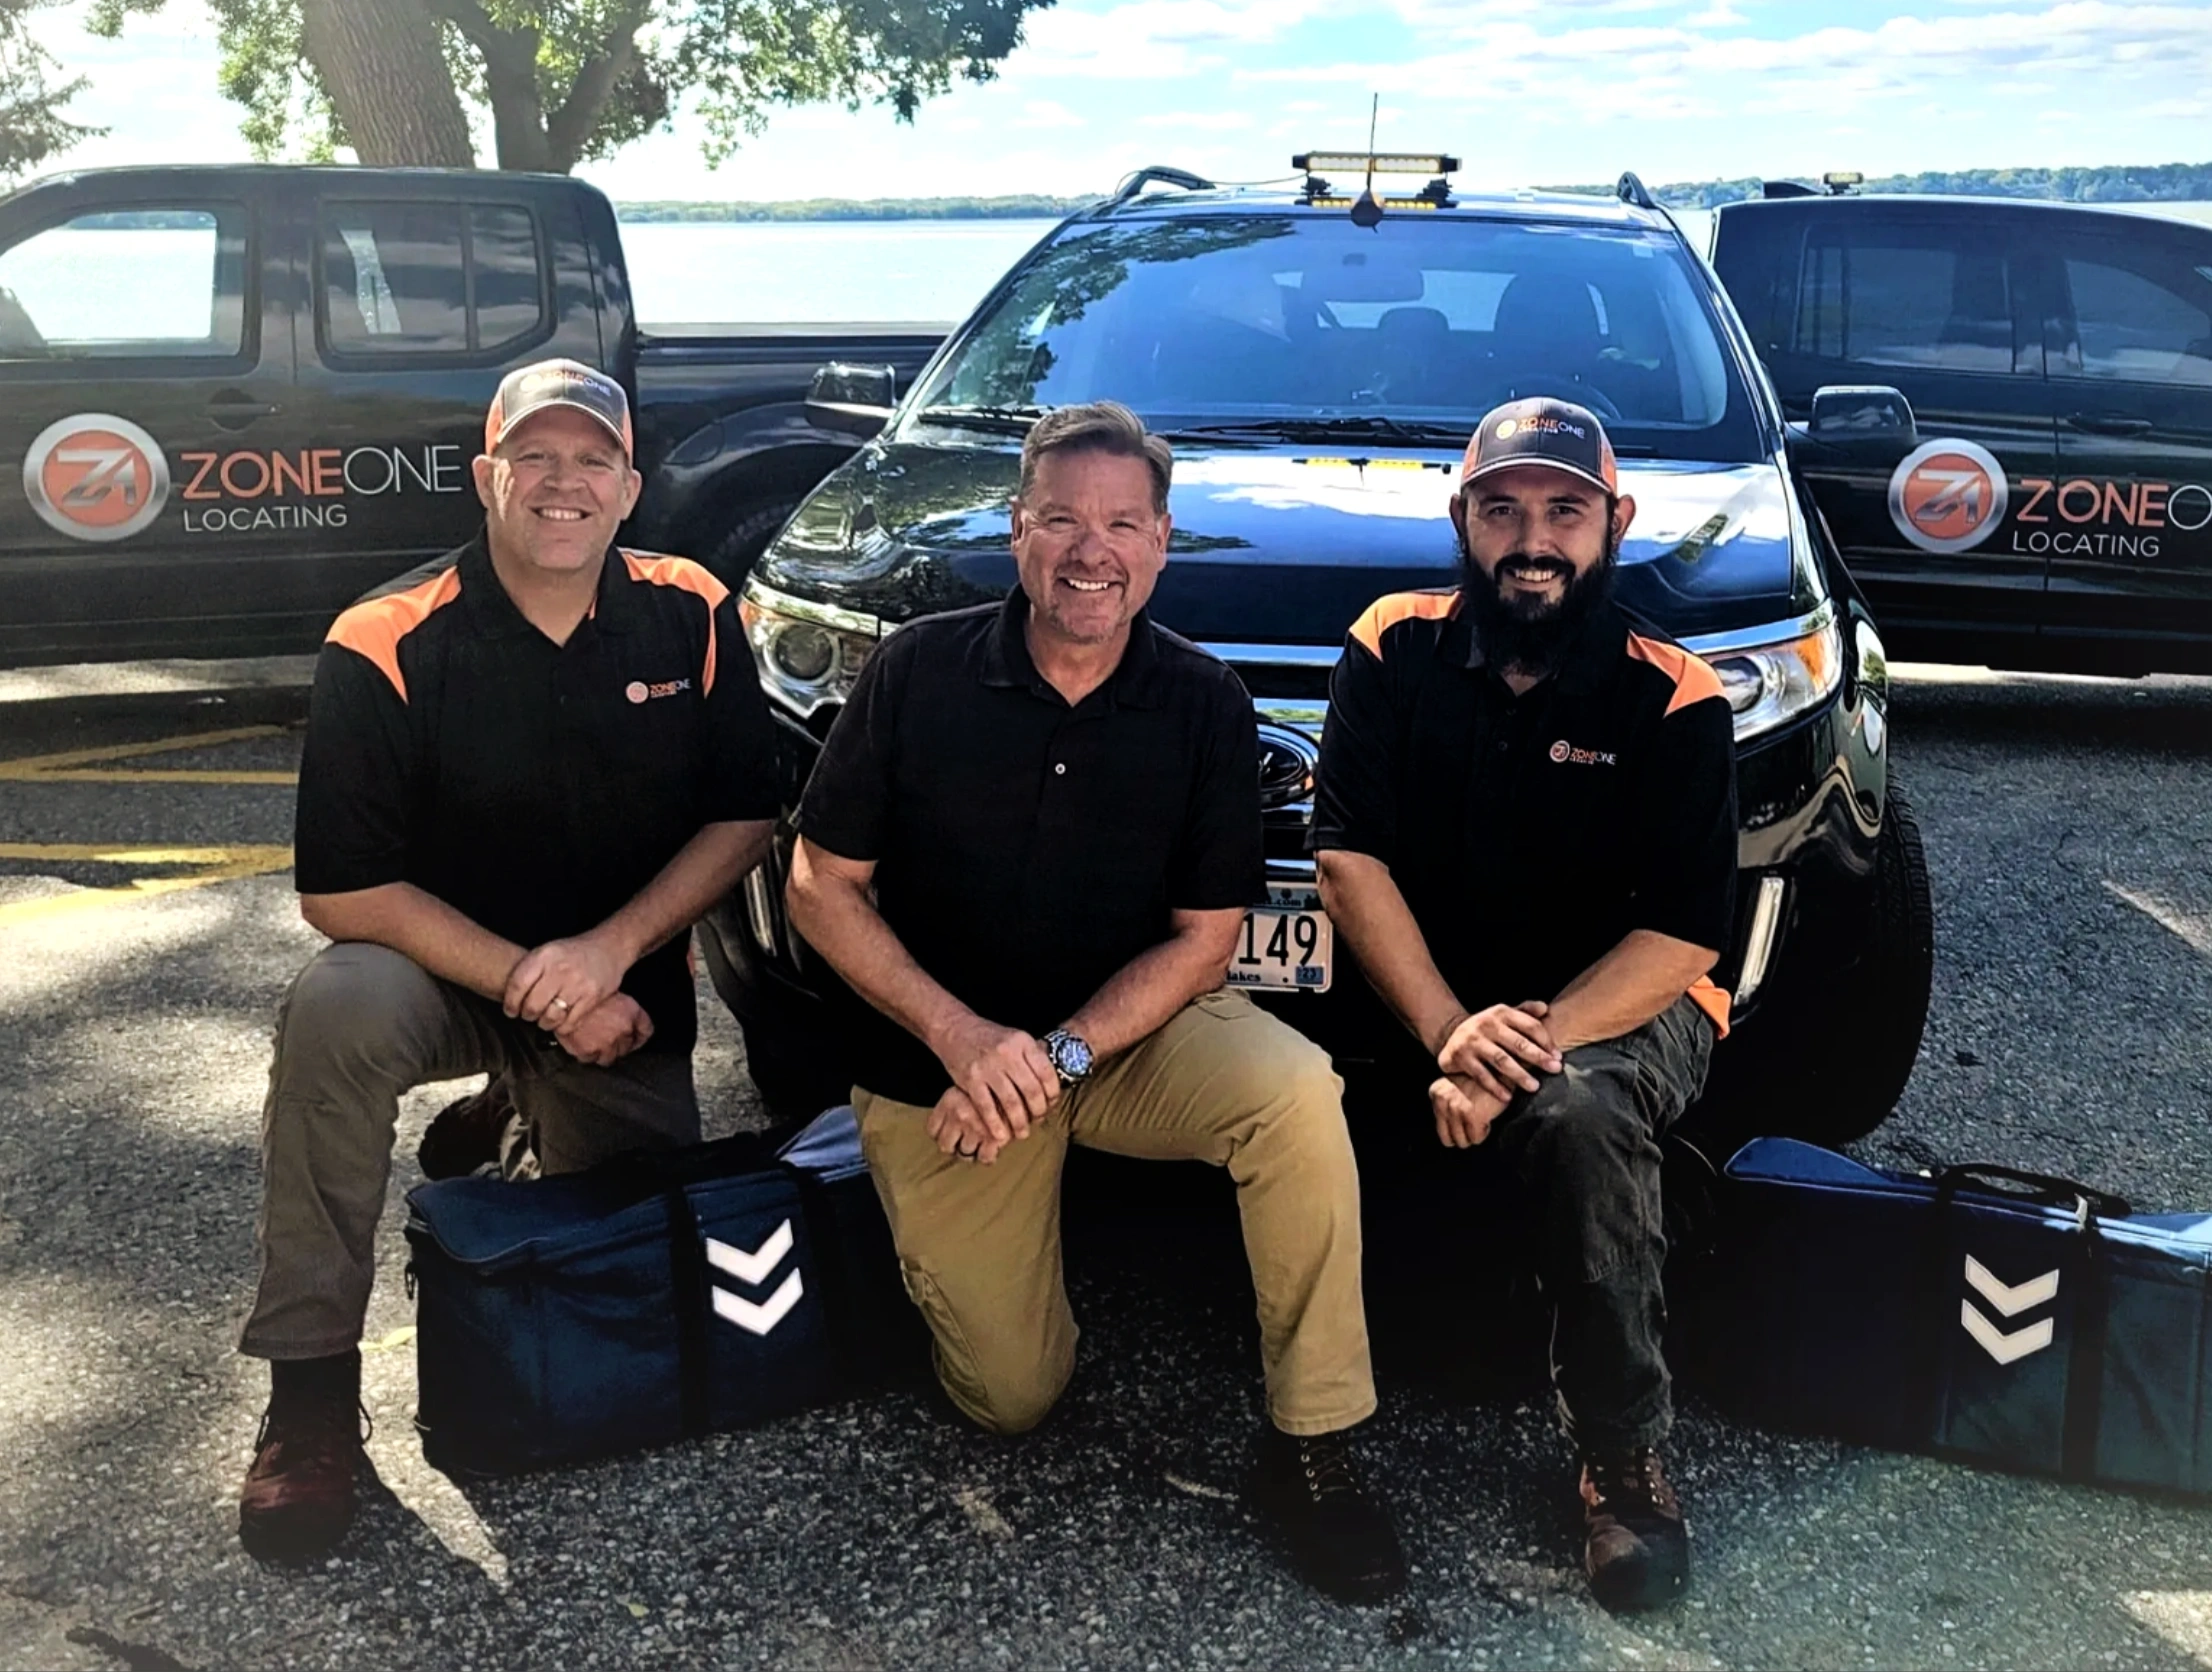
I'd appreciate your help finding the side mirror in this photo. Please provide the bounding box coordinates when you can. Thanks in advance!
[805,363,898,438]
[1803,384,1917,452]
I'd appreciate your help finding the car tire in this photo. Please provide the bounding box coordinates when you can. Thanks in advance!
[1814,784,1936,1143]
[699,499,801,588]
[1682,785,1934,1155]
[695,905,850,1132]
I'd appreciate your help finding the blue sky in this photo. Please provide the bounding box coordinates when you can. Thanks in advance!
[43,0,2212,202]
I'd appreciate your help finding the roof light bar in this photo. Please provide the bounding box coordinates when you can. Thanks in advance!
[1294,151,1459,176]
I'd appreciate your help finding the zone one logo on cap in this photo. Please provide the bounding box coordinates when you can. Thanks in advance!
[1888,438,2009,555]
[22,414,171,543]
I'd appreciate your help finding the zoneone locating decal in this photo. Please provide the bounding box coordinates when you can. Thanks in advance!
[1889,438,2010,556]
[705,1219,804,1336]
[23,413,171,543]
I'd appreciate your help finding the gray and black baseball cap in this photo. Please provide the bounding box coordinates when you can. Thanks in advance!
[1459,396,1618,496]
[483,357,633,460]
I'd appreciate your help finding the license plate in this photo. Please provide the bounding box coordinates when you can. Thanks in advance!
[1227,896,1333,993]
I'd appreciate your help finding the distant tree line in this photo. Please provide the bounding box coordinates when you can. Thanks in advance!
[617,194,1089,222]
[1552,162,2212,209]
[618,163,2212,225]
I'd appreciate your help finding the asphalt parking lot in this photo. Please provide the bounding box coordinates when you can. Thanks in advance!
[1,657,2210,1672]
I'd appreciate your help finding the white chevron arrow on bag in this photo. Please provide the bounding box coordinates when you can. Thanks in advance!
[712,1268,804,1336]
[1960,1298,2054,1365]
[1963,1254,2060,1318]
[705,1219,794,1287]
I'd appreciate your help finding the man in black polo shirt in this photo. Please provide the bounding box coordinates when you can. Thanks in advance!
[235,358,778,1559]
[786,401,1404,1605]
[1312,398,1735,1615]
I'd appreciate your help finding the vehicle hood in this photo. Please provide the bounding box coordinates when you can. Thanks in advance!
[759,434,1818,643]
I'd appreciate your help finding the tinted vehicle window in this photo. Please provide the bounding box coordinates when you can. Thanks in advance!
[0,207,247,360]
[1793,223,2024,375]
[319,201,546,358]
[913,213,1762,461]
[2060,243,2212,387]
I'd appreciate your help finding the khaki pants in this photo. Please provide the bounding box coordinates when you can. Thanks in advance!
[855,988,1375,1438]
[238,941,699,1361]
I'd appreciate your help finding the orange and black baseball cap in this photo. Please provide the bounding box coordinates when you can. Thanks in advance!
[1459,396,1618,496]
[484,357,634,461]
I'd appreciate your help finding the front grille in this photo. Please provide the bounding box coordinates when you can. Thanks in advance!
[1236,663,1333,700]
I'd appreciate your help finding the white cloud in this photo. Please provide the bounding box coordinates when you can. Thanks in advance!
[1136,110,1256,130]
[1013,99,1086,130]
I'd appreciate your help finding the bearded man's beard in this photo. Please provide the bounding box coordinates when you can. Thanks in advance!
[1457,523,1619,678]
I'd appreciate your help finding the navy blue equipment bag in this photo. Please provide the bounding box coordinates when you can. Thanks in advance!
[1696,1138,2212,1495]
[404,1106,920,1476]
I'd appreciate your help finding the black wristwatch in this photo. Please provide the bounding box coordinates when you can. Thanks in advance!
[1041,1028,1094,1086]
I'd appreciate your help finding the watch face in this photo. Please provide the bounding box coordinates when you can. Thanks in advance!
[1052,1032,1092,1079]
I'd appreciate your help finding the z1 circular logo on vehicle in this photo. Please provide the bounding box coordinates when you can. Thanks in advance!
[23,414,171,543]
[1887,438,2009,556]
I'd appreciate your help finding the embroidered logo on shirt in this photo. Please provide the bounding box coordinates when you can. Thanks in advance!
[626,678,693,704]
[1549,739,1617,766]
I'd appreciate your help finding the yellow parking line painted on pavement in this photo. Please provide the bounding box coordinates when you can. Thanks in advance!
[0,841,294,929]
[0,724,299,786]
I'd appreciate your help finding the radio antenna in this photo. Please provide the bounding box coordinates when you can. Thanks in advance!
[1350,93,1384,228]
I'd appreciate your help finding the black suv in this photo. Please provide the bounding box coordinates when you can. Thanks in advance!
[1710,191,2212,674]
[707,167,1934,1148]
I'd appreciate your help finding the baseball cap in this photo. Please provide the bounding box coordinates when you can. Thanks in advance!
[484,357,634,461]
[1459,397,1617,497]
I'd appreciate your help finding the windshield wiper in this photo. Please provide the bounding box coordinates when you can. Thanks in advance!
[914,403,1051,433]
[1165,415,1471,447]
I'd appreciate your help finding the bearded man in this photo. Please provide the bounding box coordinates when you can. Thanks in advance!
[1309,398,1737,1615]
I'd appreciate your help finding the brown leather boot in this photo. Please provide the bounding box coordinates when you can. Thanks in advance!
[239,1382,366,1561]
[1581,1448,1690,1613]
[417,1076,529,1181]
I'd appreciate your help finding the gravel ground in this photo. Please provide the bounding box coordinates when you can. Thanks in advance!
[1,662,2209,1672]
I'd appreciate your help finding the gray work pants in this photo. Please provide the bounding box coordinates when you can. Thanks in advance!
[237,940,699,1361]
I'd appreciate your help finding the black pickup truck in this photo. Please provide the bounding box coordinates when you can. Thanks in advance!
[0,165,943,667]
[708,166,1936,1150]
[1709,192,2212,674]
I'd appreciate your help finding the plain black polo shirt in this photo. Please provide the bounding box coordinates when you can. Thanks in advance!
[294,532,780,1054]
[1309,590,1737,1041]
[797,590,1265,1106]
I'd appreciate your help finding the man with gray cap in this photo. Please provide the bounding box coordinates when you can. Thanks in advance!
[1311,398,1737,1614]
[235,358,778,1559]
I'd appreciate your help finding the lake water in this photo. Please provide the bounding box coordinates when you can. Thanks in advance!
[4,202,2207,341]
[621,202,2212,326]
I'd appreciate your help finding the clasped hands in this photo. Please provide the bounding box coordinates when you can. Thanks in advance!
[1428,1000,1562,1149]
[502,931,652,1066]
[925,1013,1064,1165]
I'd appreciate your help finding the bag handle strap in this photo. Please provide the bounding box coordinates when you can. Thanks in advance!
[660,1181,714,1439]
[1935,1163,2131,1220]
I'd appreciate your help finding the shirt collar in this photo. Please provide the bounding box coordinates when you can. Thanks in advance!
[458,529,627,639]
[1457,589,1628,696]
[981,588,1168,710]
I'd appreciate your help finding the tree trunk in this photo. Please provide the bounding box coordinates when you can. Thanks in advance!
[301,0,474,168]
[479,23,553,172]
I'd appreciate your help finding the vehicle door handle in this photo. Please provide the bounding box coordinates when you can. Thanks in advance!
[207,392,282,430]
[2063,412,2154,436]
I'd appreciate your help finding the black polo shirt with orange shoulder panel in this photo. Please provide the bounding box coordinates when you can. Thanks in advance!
[1309,589,1737,1045]
[292,533,780,1054]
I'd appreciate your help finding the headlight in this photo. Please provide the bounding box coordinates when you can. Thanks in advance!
[1690,609,1843,744]
[738,579,883,718]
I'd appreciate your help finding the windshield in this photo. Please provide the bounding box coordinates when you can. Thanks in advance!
[912,212,1765,461]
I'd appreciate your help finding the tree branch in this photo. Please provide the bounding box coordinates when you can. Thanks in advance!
[543,0,651,172]
[419,0,501,55]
